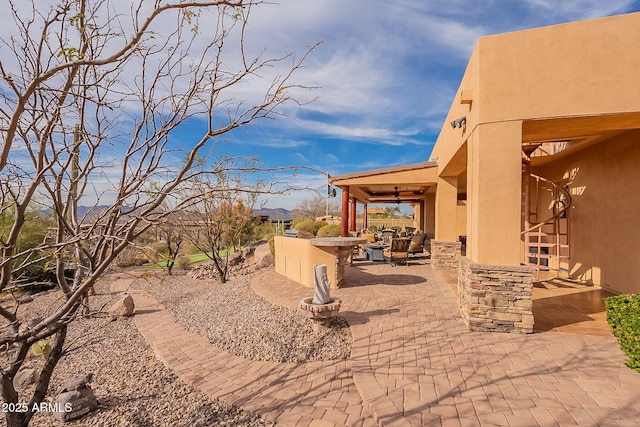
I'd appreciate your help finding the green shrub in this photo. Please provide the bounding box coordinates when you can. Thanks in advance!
[605,293,640,372]
[316,224,341,237]
[177,256,192,271]
[292,220,327,236]
[268,237,275,257]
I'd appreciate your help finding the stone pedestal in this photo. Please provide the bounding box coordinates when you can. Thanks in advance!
[458,257,535,334]
[299,297,342,332]
[431,241,461,270]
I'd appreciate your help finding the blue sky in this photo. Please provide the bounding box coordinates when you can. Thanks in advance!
[204,0,640,210]
[3,1,640,212]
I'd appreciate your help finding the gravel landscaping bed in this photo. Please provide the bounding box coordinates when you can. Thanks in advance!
[1,274,273,427]
[136,266,353,363]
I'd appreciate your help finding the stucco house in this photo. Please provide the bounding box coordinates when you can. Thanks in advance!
[327,12,640,333]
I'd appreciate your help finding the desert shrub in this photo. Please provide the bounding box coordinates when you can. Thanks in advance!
[115,246,149,268]
[605,293,640,372]
[292,220,327,236]
[268,237,275,257]
[367,225,379,233]
[144,241,168,262]
[296,230,315,239]
[177,256,192,271]
[391,225,402,233]
[262,233,275,244]
[290,218,310,230]
[316,224,341,237]
[256,222,278,239]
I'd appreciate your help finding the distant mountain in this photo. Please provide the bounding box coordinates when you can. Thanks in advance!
[77,205,112,217]
[253,207,293,221]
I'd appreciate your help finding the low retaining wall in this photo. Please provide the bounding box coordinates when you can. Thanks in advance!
[431,240,461,270]
[458,257,535,334]
[273,236,338,289]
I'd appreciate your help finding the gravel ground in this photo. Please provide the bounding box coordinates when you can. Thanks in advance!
[136,265,353,363]
[1,273,274,427]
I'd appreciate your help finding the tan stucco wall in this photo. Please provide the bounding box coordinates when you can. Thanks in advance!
[273,236,338,288]
[477,13,640,123]
[456,202,467,238]
[533,130,640,294]
[429,12,640,267]
[466,121,523,265]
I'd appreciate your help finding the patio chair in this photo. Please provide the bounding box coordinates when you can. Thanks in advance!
[408,232,426,257]
[383,238,411,266]
[381,229,396,245]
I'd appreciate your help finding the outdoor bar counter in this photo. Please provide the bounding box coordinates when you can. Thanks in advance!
[311,237,366,288]
[273,235,365,289]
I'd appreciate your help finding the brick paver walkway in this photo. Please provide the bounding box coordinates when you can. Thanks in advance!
[113,260,640,426]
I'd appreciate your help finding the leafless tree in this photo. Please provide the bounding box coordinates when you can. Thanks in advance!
[184,165,265,283]
[156,210,187,276]
[0,1,317,425]
[295,194,327,219]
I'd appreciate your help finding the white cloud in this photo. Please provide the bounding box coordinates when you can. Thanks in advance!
[525,0,637,19]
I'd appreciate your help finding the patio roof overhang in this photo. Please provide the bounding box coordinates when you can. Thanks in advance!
[329,161,439,204]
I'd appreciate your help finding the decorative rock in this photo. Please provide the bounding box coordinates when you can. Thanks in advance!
[13,367,38,391]
[228,252,243,267]
[312,264,332,305]
[254,244,274,268]
[53,373,98,422]
[108,294,134,320]
[299,297,342,332]
[242,240,266,258]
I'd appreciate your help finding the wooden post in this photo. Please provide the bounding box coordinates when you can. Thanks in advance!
[341,186,349,237]
[349,198,357,232]
[363,204,368,231]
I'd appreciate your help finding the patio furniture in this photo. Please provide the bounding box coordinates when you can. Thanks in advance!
[408,232,427,257]
[361,233,377,244]
[365,243,387,262]
[383,238,411,266]
[381,229,396,244]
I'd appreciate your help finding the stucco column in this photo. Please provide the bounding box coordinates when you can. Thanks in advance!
[435,176,458,241]
[424,193,436,236]
[341,186,349,237]
[467,121,522,265]
[349,198,357,232]
[412,202,422,230]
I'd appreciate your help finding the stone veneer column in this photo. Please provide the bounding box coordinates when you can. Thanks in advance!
[458,257,535,334]
[430,240,461,270]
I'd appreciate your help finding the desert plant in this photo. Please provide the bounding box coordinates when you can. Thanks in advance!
[268,237,275,257]
[296,230,315,239]
[177,256,192,271]
[293,220,327,236]
[317,224,341,237]
[605,293,640,372]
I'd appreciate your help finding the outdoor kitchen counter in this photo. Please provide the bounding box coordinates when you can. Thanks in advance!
[311,237,367,288]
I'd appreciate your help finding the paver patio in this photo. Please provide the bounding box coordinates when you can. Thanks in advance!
[112,259,640,426]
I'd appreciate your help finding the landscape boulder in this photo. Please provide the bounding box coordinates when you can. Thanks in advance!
[227,252,243,267]
[242,240,266,258]
[108,294,134,320]
[13,367,38,391]
[254,244,274,268]
[53,373,98,422]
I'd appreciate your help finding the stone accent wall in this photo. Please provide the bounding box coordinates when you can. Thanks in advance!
[458,257,535,334]
[431,240,461,270]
